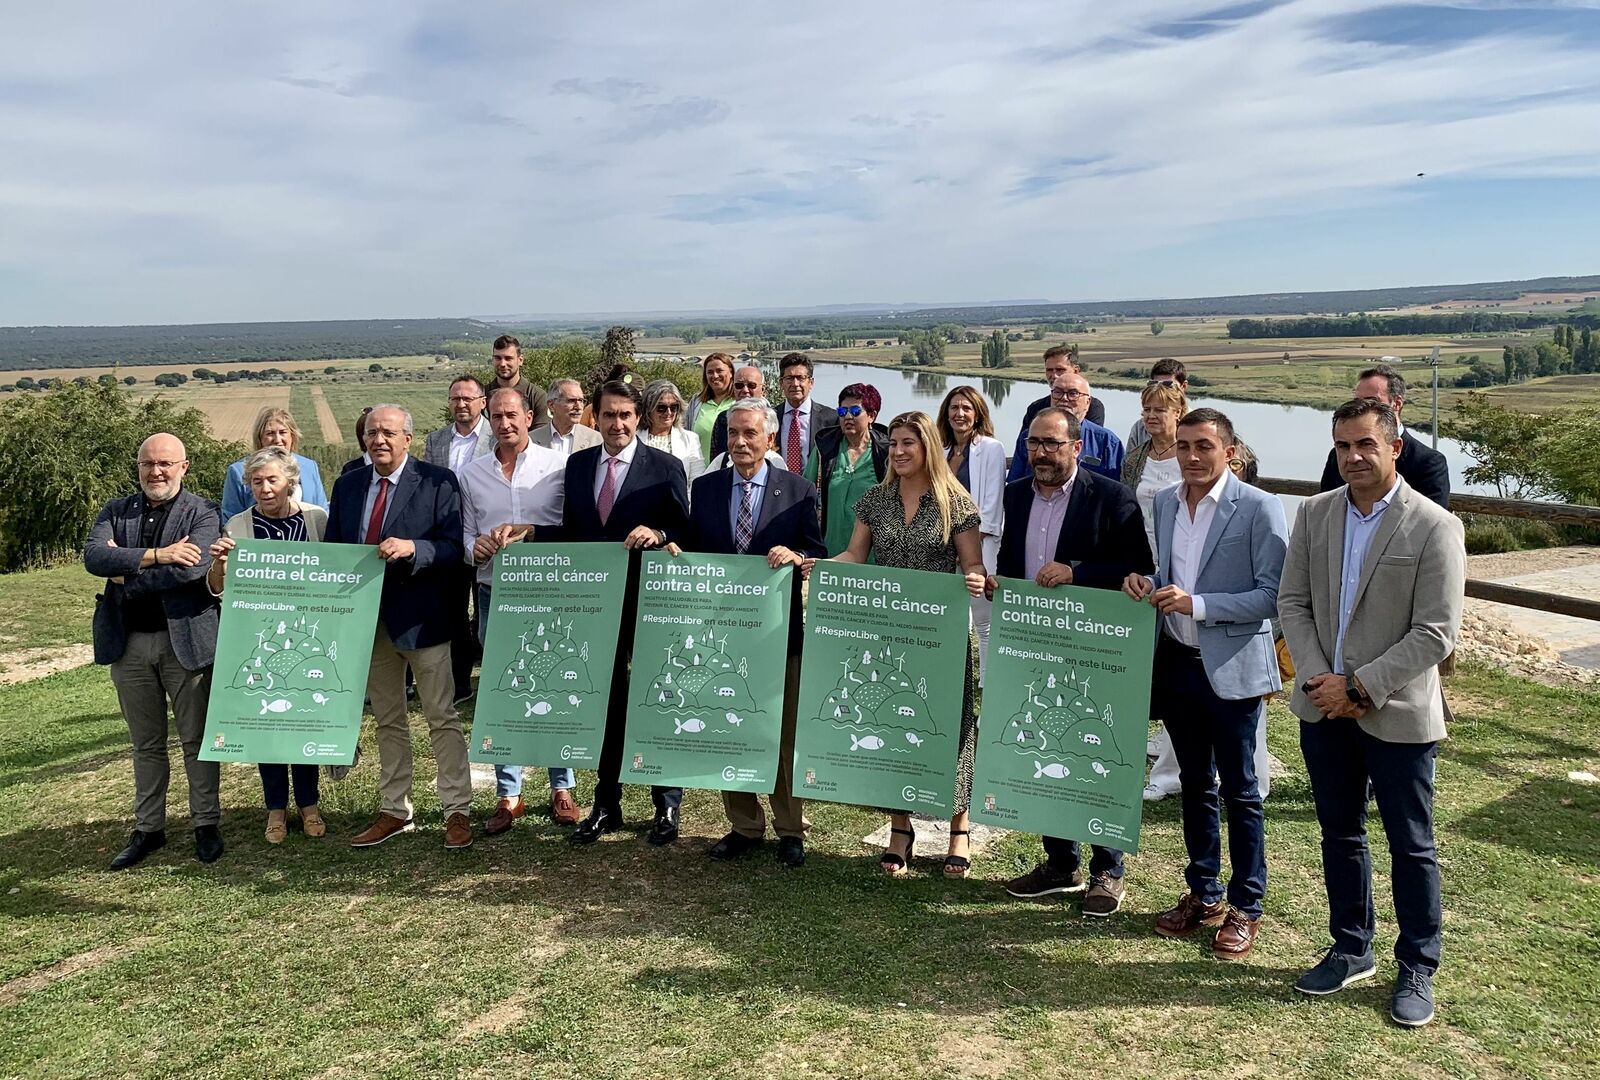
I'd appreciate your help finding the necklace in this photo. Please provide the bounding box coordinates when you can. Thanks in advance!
[1150,438,1176,456]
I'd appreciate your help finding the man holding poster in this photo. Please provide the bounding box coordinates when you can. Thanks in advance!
[326,405,473,851]
[459,387,579,832]
[665,398,825,868]
[563,379,690,847]
[985,407,1153,916]
[1123,408,1287,960]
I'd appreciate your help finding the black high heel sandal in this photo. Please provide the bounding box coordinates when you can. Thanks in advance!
[880,826,915,876]
[943,828,972,879]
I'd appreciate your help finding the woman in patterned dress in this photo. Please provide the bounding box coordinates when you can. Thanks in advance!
[207,447,330,845]
[819,411,988,878]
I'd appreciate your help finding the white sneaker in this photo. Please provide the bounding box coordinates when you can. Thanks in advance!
[1143,783,1170,802]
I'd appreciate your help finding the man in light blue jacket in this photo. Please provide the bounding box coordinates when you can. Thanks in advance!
[1123,407,1287,961]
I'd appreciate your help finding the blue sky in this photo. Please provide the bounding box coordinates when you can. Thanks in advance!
[2,1,1599,324]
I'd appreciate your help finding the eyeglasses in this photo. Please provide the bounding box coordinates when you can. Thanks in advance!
[448,395,483,404]
[1054,389,1087,401]
[137,459,185,471]
[733,381,761,390]
[837,405,864,417]
[1025,438,1071,453]
[780,374,810,384]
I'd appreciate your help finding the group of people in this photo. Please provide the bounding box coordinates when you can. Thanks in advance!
[84,335,1466,1027]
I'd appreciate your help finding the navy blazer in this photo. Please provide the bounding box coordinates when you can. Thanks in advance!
[996,469,1153,590]
[1319,429,1450,508]
[325,456,463,651]
[561,441,690,544]
[84,488,222,670]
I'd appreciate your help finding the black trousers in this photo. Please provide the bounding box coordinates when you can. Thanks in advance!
[447,561,479,698]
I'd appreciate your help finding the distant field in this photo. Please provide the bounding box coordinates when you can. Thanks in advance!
[3,353,442,386]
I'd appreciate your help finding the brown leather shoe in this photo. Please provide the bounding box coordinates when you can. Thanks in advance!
[1155,892,1227,938]
[483,797,524,836]
[1212,907,1261,959]
[444,812,473,850]
[550,789,581,826]
[351,813,415,848]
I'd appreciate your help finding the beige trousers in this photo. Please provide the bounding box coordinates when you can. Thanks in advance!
[368,624,472,820]
[723,654,809,839]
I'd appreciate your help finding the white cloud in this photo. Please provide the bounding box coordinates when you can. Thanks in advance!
[1,0,1598,322]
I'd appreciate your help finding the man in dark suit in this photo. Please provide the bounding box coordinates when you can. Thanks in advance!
[84,432,224,869]
[326,404,472,851]
[340,407,373,476]
[989,408,1153,913]
[669,397,826,867]
[772,352,838,475]
[564,379,692,846]
[1318,365,1449,508]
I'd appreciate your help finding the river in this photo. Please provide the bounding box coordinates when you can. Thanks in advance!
[807,362,1486,494]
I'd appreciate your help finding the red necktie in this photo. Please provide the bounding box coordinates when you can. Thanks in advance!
[597,456,618,526]
[785,409,803,472]
[364,477,390,544]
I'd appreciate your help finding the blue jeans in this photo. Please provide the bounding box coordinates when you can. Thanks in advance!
[477,582,575,795]
[1154,637,1267,917]
[1301,717,1441,973]
[260,763,319,810]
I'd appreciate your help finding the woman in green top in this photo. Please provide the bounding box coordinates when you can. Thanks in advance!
[804,383,887,556]
[684,351,738,458]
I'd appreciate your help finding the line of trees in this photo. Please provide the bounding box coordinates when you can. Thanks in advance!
[1226,312,1569,338]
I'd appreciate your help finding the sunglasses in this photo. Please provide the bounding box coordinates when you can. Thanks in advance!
[837,405,864,417]
[733,381,761,390]
[654,402,680,414]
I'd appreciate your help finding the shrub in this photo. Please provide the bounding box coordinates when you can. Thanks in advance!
[0,382,243,571]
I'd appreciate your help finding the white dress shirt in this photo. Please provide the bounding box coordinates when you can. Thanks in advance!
[360,455,409,538]
[460,442,567,585]
[593,437,639,503]
[548,424,578,456]
[1162,469,1227,645]
[449,417,488,474]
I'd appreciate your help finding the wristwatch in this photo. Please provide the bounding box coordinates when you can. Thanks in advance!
[1345,673,1371,706]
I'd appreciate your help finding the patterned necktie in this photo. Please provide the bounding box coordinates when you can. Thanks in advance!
[363,477,390,544]
[597,456,619,526]
[734,480,755,553]
[785,409,803,473]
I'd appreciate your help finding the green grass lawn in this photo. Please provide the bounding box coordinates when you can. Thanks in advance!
[1,635,1595,1078]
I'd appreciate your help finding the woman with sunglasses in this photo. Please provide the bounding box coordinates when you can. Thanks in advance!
[936,385,1006,683]
[816,411,988,879]
[684,352,738,458]
[640,378,706,483]
[803,383,887,557]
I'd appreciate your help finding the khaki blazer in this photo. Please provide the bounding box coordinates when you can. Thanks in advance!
[532,424,602,454]
[1278,478,1465,743]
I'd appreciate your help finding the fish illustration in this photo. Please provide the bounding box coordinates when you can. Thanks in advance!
[851,735,885,751]
[259,699,293,714]
[675,718,707,734]
[905,732,924,747]
[1033,761,1070,780]
[311,692,328,705]
[725,712,744,727]
[524,700,553,717]
[568,694,582,705]
[1091,761,1110,777]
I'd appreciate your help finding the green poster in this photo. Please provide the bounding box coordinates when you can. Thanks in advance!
[622,551,792,792]
[200,539,384,764]
[970,579,1157,852]
[470,543,630,770]
[792,562,971,814]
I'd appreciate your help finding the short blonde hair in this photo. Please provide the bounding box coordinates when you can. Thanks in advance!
[1140,382,1187,414]
[251,407,303,453]
[243,446,300,487]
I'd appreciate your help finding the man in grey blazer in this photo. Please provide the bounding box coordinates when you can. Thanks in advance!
[84,432,224,869]
[422,375,496,703]
[1123,407,1287,958]
[1279,397,1464,1027]
[532,378,603,456]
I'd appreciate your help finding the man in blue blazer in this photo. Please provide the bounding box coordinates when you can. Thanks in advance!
[564,380,692,846]
[670,397,826,867]
[1123,407,1288,960]
[325,404,472,852]
[990,408,1154,914]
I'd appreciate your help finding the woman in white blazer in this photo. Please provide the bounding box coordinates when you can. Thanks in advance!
[640,378,707,487]
[938,386,1006,683]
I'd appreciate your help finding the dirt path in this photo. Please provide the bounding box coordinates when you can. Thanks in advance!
[310,385,343,443]
[0,644,94,685]
[1460,545,1600,686]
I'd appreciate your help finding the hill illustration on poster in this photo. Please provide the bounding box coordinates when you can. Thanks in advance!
[991,666,1132,786]
[495,616,596,715]
[808,644,944,755]
[638,625,760,733]
[226,611,351,716]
